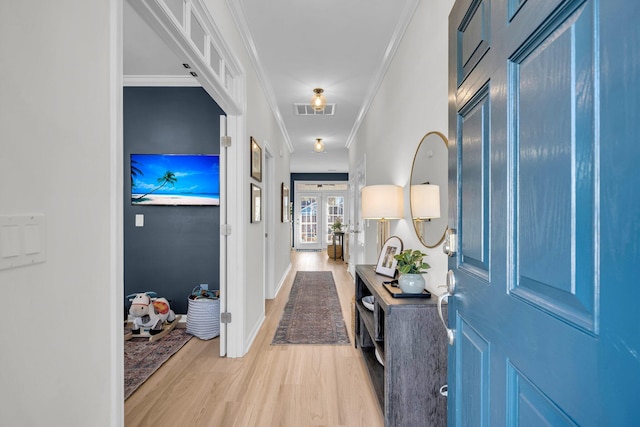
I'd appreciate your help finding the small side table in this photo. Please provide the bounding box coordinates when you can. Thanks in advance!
[332,232,344,260]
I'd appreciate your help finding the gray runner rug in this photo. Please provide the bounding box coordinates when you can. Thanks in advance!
[272,271,350,345]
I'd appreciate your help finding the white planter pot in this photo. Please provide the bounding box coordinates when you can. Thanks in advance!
[398,273,425,294]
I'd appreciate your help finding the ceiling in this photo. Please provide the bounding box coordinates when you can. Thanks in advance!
[124,0,419,173]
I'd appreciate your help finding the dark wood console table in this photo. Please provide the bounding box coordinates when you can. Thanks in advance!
[354,265,448,426]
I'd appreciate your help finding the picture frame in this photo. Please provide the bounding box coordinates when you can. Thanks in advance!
[130,154,220,206]
[250,136,262,182]
[375,236,403,277]
[281,183,290,222]
[251,183,261,223]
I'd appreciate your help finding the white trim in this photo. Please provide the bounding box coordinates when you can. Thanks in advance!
[123,74,200,86]
[264,141,276,299]
[225,114,247,357]
[219,115,228,357]
[243,313,265,355]
[110,0,124,425]
[273,262,292,299]
[129,0,244,114]
[227,1,294,153]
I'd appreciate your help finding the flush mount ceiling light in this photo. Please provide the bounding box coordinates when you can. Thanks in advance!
[314,138,325,153]
[311,88,327,112]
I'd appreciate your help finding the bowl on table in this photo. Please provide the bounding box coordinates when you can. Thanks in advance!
[362,295,375,311]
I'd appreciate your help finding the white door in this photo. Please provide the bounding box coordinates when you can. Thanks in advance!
[323,193,347,245]
[295,192,321,250]
[349,155,366,274]
[218,115,228,357]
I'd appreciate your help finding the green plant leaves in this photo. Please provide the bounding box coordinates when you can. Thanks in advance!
[393,249,430,274]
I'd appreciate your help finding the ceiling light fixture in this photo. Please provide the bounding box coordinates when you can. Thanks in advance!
[314,138,325,153]
[311,88,327,112]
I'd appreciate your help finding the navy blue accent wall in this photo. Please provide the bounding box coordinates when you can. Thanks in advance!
[290,172,349,204]
[124,87,224,314]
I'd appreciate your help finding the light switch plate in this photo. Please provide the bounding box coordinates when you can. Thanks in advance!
[135,214,144,227]
[0,214,46,270]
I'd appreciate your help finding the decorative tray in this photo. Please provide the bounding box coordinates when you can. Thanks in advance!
[383,283,431,298]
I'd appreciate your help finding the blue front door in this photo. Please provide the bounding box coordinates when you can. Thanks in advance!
[448,0,640,425]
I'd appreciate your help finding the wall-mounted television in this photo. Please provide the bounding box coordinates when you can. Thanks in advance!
[130,154,220,206]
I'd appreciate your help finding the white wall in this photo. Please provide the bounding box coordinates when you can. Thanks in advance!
[203,0,292,354]
[350,0,455,294]
[0,1,122,426]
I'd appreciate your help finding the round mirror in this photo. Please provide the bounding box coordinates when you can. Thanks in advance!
[410,131,448,248]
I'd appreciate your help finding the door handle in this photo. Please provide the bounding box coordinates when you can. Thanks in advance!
[437,269,457,346]
[442,228,457,257]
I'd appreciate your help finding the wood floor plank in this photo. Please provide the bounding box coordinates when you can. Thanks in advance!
[125,251,383,427]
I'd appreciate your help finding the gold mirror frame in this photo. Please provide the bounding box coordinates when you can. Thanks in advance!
[410,131,448,248]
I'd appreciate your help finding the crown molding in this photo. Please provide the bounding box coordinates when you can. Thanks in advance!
[226,0,294,153]
[345,0,420,149]
[123,75,200,86]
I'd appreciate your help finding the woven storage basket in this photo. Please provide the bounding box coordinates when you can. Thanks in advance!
[327,244,343,258]
[186,297,220,340]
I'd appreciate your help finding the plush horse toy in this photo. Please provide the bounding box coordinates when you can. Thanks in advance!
[126,292,178,341]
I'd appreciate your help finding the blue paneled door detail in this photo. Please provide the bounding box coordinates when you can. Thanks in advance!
[448,0,640,425]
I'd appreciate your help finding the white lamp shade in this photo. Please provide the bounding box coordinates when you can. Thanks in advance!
[411,184,440,219]
[361,185,404,219]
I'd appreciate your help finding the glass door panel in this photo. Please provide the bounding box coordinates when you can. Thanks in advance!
[295,193,321,250]
[325,195,345,244]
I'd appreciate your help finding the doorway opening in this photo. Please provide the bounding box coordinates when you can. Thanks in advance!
[293,182,348,252]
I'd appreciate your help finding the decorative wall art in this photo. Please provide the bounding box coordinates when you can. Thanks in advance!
[130,154,220,206]
[250,136,262,182]
[251,183,262,223]
[281,183,290,222]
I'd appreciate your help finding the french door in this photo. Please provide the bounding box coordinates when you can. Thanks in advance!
[295,192,321,250]
[294,188,347,251]
[448,0,639,425]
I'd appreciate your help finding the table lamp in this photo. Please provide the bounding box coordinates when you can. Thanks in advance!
[361,185,404,255]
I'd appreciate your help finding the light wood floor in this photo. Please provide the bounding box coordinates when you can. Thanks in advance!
[125,251,383,427]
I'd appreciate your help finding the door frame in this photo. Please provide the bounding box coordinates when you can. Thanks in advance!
[348,155,366,276]
[295,191,322,250]
[293,181,349,251]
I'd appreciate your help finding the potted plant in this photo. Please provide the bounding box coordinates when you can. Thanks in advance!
[331,218,344,233]
[394,249,430,294]
[328,218,345,259]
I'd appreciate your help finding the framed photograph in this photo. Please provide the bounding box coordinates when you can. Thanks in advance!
[250,183,261,223]
[281,183,290,222]
[250,136,262,182]
[375,236,403,277]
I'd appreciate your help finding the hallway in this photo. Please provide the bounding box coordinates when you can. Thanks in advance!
[125,251,383,426]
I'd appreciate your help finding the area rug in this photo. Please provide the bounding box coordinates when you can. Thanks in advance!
[124,327,192,400]
[272,271,350,345]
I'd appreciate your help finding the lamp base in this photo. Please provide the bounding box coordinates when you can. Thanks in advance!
[377,219,390,256]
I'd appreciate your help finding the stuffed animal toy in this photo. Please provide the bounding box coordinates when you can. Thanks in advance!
[127,292,176,336]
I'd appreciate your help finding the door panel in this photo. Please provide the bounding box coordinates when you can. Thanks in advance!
[295,193,320,250]
[459,84,491,280]
[509,0,597,332]
[507,364,578,426]
[456,317,490,426]
[448,0,620,425]
[324,194,346,244]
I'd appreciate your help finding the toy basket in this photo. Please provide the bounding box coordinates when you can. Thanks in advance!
[186,287,220,340]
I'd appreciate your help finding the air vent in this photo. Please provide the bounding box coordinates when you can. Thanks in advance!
[294,104,335,116]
